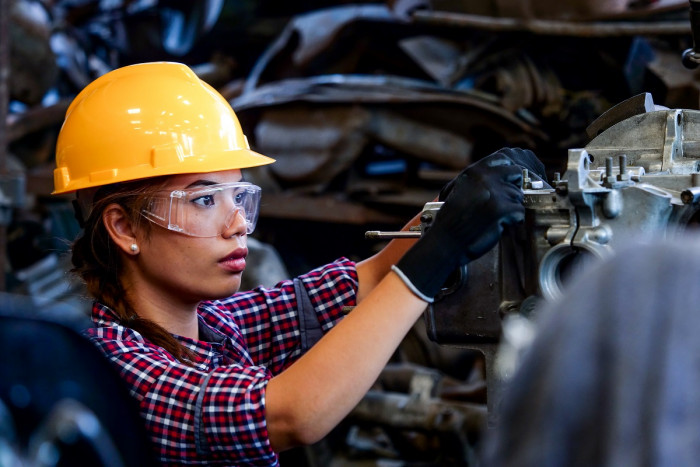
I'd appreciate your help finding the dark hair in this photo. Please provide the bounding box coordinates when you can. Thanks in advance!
[71,178,195,363]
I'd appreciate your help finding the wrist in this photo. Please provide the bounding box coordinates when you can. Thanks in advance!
[394,236,460,300]
[391,265,435,303]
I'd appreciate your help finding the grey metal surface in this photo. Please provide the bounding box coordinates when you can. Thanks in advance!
[427,98,700,344]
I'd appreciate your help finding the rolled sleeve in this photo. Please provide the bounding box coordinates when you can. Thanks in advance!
[196,365,273,462]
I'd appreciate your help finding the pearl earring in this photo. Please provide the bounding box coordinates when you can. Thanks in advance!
[130,243,139,253]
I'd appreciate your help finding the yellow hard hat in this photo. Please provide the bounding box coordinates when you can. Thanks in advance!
[52,62,274,194]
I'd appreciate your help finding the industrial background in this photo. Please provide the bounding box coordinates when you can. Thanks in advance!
[1,0,699,465]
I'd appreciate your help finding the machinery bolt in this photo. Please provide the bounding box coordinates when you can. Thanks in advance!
[617,154,630,181]
[604,156,617,185]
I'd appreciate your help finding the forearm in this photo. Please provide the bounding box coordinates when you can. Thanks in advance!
[265,271,427,451]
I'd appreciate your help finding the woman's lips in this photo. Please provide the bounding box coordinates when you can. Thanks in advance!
[218,248,247,273]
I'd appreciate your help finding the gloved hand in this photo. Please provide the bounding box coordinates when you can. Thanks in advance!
[393,152,526,302]
[439,147,548,201]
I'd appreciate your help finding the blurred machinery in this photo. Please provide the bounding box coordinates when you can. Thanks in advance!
[410,93,700,421]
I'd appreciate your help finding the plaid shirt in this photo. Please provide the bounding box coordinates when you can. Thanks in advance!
[85,258,358,466]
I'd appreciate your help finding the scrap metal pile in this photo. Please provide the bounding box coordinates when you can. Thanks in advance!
[4,0,700,465]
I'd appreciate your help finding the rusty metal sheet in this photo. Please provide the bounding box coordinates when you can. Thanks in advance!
[234,74,546,142]
[243,4,398,93]
[258,104,475,185]
[257,106,369,186]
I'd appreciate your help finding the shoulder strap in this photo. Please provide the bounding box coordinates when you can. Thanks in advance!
[293,278,324,351]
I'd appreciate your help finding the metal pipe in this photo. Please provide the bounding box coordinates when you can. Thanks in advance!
[365,230,422,240]
[412,10,690,37]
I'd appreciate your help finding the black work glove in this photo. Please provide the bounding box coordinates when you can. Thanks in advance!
[439,147,548,201]
[393,153,525,302]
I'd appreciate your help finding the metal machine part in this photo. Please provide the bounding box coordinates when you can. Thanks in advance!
[426,99,700,345]
[367,95,700,419]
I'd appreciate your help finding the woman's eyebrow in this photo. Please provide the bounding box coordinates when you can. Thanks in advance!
[184,178,245,189]
[184,180,217,188]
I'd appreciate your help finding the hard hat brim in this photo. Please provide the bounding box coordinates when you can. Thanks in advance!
[52,148,275,195]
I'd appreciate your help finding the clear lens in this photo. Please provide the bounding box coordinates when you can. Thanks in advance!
[142,182,261,237]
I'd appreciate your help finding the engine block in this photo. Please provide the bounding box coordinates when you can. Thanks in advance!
[425,99,700,345]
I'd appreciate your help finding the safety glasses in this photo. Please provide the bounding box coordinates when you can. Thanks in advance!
[141,182,261,237]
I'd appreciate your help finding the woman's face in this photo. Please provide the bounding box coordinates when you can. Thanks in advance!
[131,169,252,304]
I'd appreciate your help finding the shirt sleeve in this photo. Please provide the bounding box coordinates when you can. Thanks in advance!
[86,334,277,466]
[206,258,358,374]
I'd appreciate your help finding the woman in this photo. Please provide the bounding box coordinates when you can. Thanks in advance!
[52,61,535,465]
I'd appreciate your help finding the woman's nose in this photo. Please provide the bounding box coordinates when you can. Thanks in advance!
[221,209,247,238]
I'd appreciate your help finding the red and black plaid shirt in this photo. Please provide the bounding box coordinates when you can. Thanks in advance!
[85,258,358,466]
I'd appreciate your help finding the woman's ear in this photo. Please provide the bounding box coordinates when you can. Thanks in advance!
[102,203,140,256]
